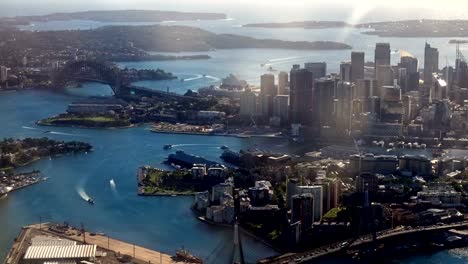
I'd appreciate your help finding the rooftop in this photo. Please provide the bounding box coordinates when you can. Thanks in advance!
[24,244,96,260]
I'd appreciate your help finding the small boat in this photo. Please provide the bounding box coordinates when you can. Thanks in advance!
[220,145,229,150]
[180,78,185,82]
[163,144,173,150]
[87,198,95,205]
[44,131,51,134]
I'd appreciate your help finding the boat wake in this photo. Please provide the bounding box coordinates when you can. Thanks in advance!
[23,126,87,137]
[172,144,220,148]
[110,179,116,189]
[268,56,306,62]
[77,187,91,201]
[22,126,40,130]
[204,75,220,81]
[183,74,204,82]
[49,131,88,137]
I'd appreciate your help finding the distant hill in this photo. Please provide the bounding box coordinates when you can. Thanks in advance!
[0,10,227,25]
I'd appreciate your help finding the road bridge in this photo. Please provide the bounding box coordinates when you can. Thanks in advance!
[259,221,468,264]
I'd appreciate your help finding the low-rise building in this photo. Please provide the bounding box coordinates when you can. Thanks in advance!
[349,154,398,175]
[417,183,462,207]
[399,155,432,176]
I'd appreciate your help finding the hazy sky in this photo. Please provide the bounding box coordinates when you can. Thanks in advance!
[1,0,467,22]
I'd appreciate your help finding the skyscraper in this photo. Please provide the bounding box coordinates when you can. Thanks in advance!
[354,79,378,99]
[273,95,289,123]
[313,77,336,127]
[289,66,314,125]
[376,65,394,95]
[424,42,439,85]
[239,88,257,117]
[304,62,326,79]
[340,62,352,82]
[374,43,391,78]
[400,56,418,74]
[334,81,353,132]
[351,51,365,81]
[260,73,276,96]
[278,71,288,95]
[400,55,420,92]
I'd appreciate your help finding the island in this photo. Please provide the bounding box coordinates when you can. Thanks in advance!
[243,19,468,38]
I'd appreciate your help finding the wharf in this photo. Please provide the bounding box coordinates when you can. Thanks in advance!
[4,223,185,264]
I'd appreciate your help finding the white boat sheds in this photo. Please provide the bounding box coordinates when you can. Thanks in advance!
[24,244,96,263]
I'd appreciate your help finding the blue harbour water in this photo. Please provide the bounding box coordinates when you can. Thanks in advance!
[3,6,468,263]
[0,86,280,263]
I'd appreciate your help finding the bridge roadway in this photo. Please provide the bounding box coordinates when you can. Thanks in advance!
[259,221,468,264]
[128,85,200,100]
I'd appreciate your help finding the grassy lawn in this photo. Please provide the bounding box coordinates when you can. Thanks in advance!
[323,207,344,220]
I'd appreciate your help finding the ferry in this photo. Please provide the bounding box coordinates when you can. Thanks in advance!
[163,144,173,150]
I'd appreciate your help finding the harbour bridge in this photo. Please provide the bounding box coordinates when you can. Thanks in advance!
[52,60,198,100]
[53,60,125,95]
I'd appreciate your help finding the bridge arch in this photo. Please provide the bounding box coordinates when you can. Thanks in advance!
[53,60,124,95]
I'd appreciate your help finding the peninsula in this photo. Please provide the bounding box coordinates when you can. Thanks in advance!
[0,138,92,170]
[0,25,351,55]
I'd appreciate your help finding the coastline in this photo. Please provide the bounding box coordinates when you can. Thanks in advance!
[138,191,195,196]
[151,129,288,139]
[36,120,137,130]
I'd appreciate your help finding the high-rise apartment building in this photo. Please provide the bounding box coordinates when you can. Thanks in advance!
[291,194,314,232]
